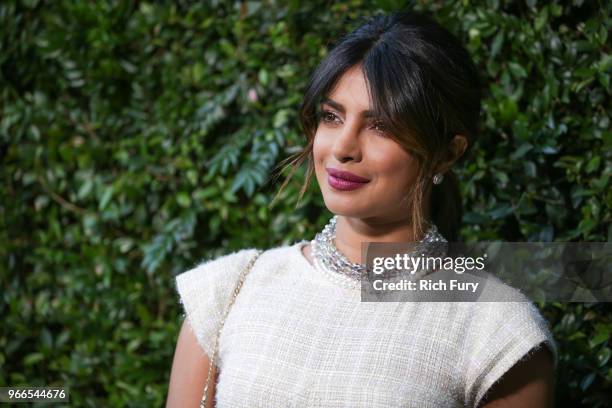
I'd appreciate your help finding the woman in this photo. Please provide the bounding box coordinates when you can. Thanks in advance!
[167,11,556,408]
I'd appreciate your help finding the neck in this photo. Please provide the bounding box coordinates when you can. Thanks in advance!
[334,215,429,265]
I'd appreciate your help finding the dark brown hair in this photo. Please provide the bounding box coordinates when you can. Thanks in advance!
[272,10,482,241]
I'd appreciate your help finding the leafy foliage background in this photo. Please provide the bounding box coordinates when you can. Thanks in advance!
[1,0,610,406]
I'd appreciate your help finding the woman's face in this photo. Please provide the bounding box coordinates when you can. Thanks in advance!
[313,64,420,221]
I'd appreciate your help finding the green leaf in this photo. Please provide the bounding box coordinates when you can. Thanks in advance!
[499,98,518,123]
[490,30,505,57]
[24,353,45,366]
[597,347,611,367]
[508,61,528,78]
[258,68,269,86]
[78,179,94,200]
[586,156,600,173]
[176,192,192,208]
[99,186,114,211]
[511,143,533,160]
[489,204,513,220]
[580,372,596,391]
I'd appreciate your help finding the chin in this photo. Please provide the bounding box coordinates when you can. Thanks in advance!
[322,193,370,218]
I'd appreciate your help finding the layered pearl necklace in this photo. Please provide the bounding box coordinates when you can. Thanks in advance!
[310,215,447,289]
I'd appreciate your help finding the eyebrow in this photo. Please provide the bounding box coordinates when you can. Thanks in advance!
[320,97,379,119]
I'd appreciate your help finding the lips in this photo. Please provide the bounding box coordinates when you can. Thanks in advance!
[326,167,370,183]
[326,167,370,191]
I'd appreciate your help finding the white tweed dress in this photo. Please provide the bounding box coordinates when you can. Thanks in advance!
[175,240,557,408]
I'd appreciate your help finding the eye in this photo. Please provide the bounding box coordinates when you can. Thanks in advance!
[318,109,341,125]
[317,109,389,137]
[371,120,389,137]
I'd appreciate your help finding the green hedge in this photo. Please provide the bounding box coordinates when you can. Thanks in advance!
[1,0,610,406]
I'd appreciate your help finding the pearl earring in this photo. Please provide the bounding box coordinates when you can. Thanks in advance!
[433,173,444,185]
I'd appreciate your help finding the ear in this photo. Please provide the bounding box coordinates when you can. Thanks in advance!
[435,134,468,174]
[450,134,468,160]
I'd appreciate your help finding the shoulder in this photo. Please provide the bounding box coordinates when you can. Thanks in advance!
[174,246,263,357]
[174,242,299,318]
[176,247,261,289]
[459,294,557,407]
[175,241,300,287]
[173,241,303,356]
[467,274,557,359]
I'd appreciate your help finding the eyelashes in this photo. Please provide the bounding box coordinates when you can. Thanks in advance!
[317,109,389,136]
[317,110,340,125]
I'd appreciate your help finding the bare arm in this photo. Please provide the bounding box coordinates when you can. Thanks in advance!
[480,347,555,408]
[166,320,218,408]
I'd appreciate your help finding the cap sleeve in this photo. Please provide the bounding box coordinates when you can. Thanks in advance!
[175,248,261,359]
[463,300,558,407]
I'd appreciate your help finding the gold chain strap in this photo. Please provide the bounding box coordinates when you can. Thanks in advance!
[200,249,263,408]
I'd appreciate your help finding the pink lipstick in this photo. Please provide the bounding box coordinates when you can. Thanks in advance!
[326,167,370,191]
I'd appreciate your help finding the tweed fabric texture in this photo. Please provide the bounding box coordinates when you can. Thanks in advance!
[176,240,557,408]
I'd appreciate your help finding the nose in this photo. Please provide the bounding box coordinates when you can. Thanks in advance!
[331,119,362,163]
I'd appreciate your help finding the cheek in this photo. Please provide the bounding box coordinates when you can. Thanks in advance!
[312,132,331,168]
[370,147,418,187]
